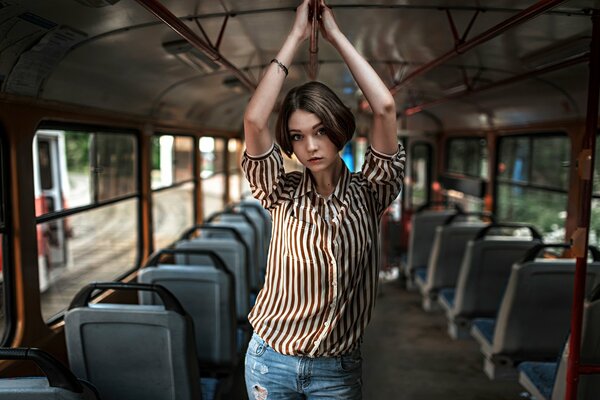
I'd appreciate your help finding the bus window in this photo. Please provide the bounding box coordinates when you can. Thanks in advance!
[443,137,488,211]
[590,135,600,247]
[228,139,245,201]
[151,135,195,250]
[409,142,432,209]
[496,133,569,242]
[33,128,139,321]
[200,137,226,218]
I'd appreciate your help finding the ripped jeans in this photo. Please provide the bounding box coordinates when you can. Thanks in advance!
[244,333,362,400]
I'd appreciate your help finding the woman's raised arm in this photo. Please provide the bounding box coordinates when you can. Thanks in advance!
[319,1,398,155]
[243,0,311,156]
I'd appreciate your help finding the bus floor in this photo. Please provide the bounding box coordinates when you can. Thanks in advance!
[362,280,526,400]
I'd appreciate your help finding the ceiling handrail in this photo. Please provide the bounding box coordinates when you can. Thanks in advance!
[389,0,567,96]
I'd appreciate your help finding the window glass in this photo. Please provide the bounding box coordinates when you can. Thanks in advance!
[496,184,567,241]
[410,143,431,209]
[33,128,139,321]
[153,182,194,250]
[591,199,600,248]
[34,130,137,215]
[446,137,488,179]
[228,139,242,202]
[531,136,569,190]
[591,136,600,247]
[151,135,194,189]
[496,134,570,241]
[497,137,530,183]
[200,137,226,218]
[39,199,138,320]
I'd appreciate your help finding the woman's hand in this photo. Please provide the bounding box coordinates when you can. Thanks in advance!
[319,0,342,43]
[290,0,311,41]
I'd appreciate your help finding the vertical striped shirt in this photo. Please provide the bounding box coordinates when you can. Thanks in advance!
[242,143,405,357]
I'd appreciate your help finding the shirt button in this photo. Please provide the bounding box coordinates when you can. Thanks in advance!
[330,303,335,308]
[332,281,337,287]
[324,321,330,327]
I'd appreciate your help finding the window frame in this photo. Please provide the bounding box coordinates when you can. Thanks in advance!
[35,122,143,324]
[0,126,14,345]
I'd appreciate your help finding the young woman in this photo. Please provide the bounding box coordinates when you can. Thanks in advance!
[242,1,405,398]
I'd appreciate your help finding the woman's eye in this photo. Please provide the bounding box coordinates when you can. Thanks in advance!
[317,128,326,135]
[291,134,302,141]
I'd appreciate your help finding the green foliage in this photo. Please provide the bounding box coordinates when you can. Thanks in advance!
[64,132,90,172]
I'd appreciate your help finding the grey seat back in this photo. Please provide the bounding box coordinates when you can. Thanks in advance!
[552,288,600,400]
[406,209,457,275]
[207,220,262,289]
[64,283,201,400]
[453,237,541,318]
[238,199,272,264]
[175,238,250,320]
[0,348,99,400]
[138,262,237,371]
[424,222,487,292]
[493,258,600,361]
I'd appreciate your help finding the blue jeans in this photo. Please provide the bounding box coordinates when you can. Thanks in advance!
[245,333,362,400]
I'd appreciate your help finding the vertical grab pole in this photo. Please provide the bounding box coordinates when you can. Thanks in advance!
[308,0,319,80]
[565,10,600,400]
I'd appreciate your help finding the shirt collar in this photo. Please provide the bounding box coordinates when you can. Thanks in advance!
[293,162,350,201]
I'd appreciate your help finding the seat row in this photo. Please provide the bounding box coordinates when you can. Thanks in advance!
[402,203,600,399]
[0,198,271,400]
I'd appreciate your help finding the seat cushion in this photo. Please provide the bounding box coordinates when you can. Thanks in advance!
[439,288,456,310]
[414,268,428,286]
[472,318,495,345]
[518,362,556,400]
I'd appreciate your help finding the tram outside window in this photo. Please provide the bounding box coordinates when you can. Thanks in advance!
[200,136,226,218]
[32,128,139,321]
[151,135,195,250]
[496,133,569,241]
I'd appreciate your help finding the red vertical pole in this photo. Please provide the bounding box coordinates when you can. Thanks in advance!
[565,10,600,400]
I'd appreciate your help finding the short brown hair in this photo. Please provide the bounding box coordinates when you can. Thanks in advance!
[275,81,355,158]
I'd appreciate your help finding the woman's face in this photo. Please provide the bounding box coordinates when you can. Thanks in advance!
[288,109,340,174]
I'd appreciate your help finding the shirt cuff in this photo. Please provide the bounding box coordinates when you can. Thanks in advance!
[245,143,275,161]
[370,145,401,160]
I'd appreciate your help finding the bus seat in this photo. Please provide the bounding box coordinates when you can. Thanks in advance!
[139,248,237,372]
[207,219,263,289]
[64,282,202,400]
[230,203,271,266]
[208,211,263,286]
[439,224,541,339]
[416,221,487,311]
[518,285,600,400]
[0,347,99,399]
[404,208,458,288]
[470,245,600,380]
[175,238,250,321]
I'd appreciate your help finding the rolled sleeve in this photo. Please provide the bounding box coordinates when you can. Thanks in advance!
[241,144,286,210]
[360,143,406,215]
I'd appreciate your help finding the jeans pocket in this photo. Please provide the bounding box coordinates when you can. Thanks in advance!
[247,334,267,358]
[339,349,362,372]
